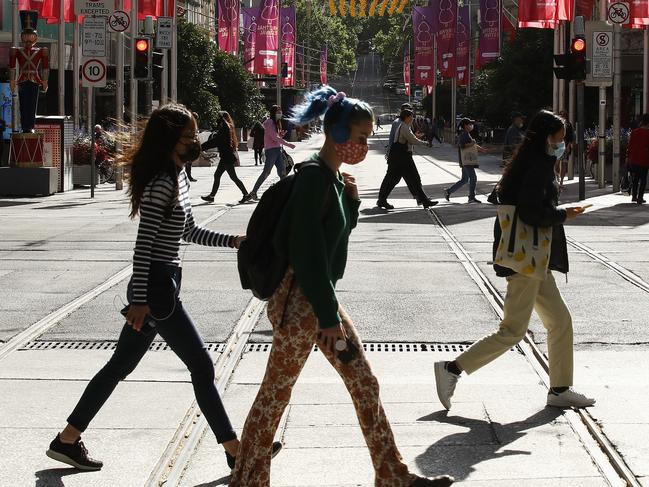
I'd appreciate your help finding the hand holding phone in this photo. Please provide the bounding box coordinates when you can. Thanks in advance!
[120,305,157,336]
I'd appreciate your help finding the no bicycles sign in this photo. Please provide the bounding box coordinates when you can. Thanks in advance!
[82,58,107,88]
[608,2,630,24]
[108,10,130,32]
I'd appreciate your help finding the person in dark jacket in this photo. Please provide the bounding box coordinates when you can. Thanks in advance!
[434,110,595,411]
[200,111,249,204]
[626,113,649,204]
[250,120,265,166]
[502,111,525,167]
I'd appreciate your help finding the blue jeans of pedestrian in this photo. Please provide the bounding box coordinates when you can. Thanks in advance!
[66,262,237,444]
[448,165,477,199]
[251,147,285,194]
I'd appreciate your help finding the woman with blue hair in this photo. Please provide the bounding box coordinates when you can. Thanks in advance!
[230,86,453,487]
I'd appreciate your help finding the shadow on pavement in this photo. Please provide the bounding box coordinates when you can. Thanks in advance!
[35,467,99,486]
[414,408,563,482]
[192,473,231,487]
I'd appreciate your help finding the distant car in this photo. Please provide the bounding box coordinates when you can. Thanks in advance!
[383,82,396,91]
[395,87,406,95]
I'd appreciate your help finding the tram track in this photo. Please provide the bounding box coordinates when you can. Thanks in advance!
[427,208,641,487]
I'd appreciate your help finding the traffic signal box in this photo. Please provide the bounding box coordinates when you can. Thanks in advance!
[554,36,587,81]
[134,37,151,79]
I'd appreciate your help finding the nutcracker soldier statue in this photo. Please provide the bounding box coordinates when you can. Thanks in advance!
[9,10,49,133]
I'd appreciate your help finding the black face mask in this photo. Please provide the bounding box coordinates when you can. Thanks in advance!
[178,141,201,163]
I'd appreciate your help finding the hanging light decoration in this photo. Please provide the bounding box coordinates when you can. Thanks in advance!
[368,0,380,16]
[339,0,346,16]
[359,0,366,16]
[329,0,337,15]
[378,0,390,16]
[387,0,399,15]
[350,0,356,17]
[396,0,408,14]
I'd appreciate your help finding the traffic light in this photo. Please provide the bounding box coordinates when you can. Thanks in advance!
[553,36,587,81]
[134,37,151,79]
[570,36,586,80]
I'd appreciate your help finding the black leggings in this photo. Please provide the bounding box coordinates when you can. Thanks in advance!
[210,162,248,197]
[631,165,648,201]
[67,263,237,444]
[253,148,264,165]
[378,153,428,202]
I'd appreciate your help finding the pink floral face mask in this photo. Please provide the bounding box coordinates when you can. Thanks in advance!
[334,140,369,165]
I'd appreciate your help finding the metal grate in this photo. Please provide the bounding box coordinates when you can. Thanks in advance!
[244,343,471,353]
[19,341,226,353]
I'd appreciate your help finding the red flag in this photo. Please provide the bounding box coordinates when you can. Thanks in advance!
[123,0,174,20]
[518,0,573,29]
[627,0,649,28]
[502,11,516,44]
[19,0,46,13]
[255,0,279,75]
[576,0,594,17]
[41,0,75,23]
[475,46,482,72]
[218,0,240,55]
[281,6,296,87]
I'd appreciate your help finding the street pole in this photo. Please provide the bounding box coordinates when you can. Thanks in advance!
[11,0,18,133]
[612,22,621,192]
[306,0,311,88]
[276,0,282,109]
[598,0,607,188]
[161,0,169,105]
[58,1,65,116]
[170,0,178,101]
[577,80,585,201]
[116,0,125,124]
[644,28,648,113]
[451,77,457,138]
[432,37,437,122]
[73,21,80,128]
[553,27,560,112]
[568,16,575,180]
[144,16,154,116]
[89,86,95,198]
[130,0,138,129]
[558,22,566,112]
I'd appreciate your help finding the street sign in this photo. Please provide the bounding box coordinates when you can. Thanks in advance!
[81,58,107,87]
[156,17,173,49]
[75,0,113,17]
[585,21,613,87]
[108,10,130,32]
[608,1,630,24]
[82,17,107,57]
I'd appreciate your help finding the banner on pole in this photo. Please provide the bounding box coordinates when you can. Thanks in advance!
[433,0,457,79]
[518,0,573,29]
[403,44,411,96]
[281,6,296,87]
[413,6,435,86]
[254,0,279,75]
[218,0,240,55]
[479,0,500,65]
[627,0,649,28]
[243,8,258,74]
[456,5,470,86]
[320,46,327,85]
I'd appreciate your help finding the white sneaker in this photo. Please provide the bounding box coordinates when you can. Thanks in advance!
[434,361,460,410]
[547,388,596,408]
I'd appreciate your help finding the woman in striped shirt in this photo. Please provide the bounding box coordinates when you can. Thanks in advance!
[46,104,281,472]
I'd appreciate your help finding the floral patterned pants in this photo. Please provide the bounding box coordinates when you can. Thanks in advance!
[230,270,419,487]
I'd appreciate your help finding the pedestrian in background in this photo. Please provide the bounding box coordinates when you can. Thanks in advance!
[46,104,282,472]
[502,112,525,167]
[242,105,295,202]
[250,120,265,166]
[436,115,446,143]
[434,110,595,411]
[377,108,438,209]
[626,113,649,204]
[230,86,453,487]
[376,116,382,130]
[200,111,249,204]
[556,110,575,188]
[444,118,488,203]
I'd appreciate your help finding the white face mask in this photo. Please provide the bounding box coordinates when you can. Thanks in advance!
[547,137,566,159]
[275,113,282,120]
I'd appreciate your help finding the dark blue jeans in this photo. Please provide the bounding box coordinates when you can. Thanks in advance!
[251,147,285,194]
[67,263,237,444]
[448,165,477,199]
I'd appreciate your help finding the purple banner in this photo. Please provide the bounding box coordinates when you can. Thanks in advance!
[281,6,296,87]
[479,0,500,66]
[218,0,239,55]
[456,5,470,86]
[255,0,279,75]
[434,0,457,79]
[413,6,436,86]
[243,8,258,74]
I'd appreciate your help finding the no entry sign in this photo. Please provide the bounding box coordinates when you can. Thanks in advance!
[82,58,107,88]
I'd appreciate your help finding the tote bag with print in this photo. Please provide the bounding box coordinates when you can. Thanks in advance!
[460,144,479,166]
[494,205,553,280]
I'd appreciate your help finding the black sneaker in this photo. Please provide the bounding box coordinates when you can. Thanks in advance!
[226,441,283,471]
[376,200,394,210]
[410,475,455,486]
[201,195,215,203]
[444,189,450,202]
[46,434,103,471]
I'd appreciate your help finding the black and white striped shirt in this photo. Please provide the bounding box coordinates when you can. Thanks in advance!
[132,169,235,304]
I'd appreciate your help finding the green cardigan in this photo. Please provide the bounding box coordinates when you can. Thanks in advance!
[274,155,361,328]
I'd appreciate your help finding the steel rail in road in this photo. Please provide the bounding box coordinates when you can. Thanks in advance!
[144,296,266,487]
[427,208,640,487]
[0,206,231,363]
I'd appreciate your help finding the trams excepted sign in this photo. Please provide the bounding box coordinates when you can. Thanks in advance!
[75,0,113,17]
[82,17,107,57]
[82,58,107,88]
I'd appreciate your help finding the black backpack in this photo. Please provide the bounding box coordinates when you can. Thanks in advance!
[238,161,329,300]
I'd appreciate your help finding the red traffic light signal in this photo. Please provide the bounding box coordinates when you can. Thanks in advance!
[571,38,586,53]
[136,38,150,52]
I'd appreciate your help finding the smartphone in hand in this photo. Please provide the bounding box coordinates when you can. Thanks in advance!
[120,305,157,336]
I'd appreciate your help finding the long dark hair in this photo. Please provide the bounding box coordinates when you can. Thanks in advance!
[124,104,195,218]
[498,110,565,198]
[269,104,282,131]
[219,111,238,150]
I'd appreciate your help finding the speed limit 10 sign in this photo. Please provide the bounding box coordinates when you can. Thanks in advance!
[82,58,107,88]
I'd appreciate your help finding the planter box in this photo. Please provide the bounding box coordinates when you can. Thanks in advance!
[73,165,99,186]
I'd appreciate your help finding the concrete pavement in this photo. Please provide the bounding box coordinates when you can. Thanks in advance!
[1,128,647,486]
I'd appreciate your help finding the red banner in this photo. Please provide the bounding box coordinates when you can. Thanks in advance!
[576,0,595,17]
[243,8,257,74]
[413,6,435,86]
[502,11,517,44]
[403,45,411,96]
[320,46,328,85]
[628,0,649,28]
[281,6,296,87]
[255,0,279,75]
[41,0,75,23]
[434,0,457,78]
[456,5,470,86]
[518,0,573,29]
[479,0,500,65]
[218,0,239,55]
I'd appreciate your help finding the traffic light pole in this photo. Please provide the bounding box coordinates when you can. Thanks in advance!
[276,0,282,110]
[598,0,607,188]
[577,80,586,201]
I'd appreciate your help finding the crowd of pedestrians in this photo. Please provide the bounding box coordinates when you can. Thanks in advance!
[43,89,601,487]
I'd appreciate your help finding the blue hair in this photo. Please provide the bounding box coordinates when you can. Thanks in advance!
[289,85,374,143]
